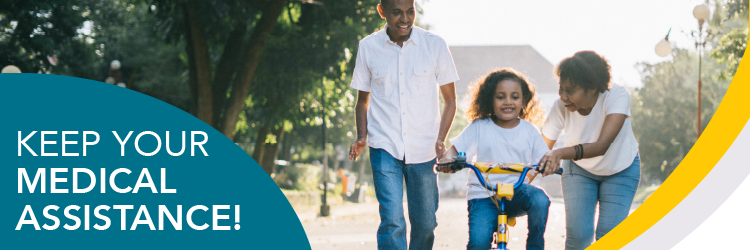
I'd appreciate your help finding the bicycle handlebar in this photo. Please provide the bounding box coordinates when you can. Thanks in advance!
[434,152,563,191]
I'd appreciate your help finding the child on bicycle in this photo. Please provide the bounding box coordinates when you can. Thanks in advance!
[437,68,551,250]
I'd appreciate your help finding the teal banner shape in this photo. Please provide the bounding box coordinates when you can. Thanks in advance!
[0,74,310,249]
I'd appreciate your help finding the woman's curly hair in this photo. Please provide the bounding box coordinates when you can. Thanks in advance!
[465,68,546,128]
[555,51,611,93]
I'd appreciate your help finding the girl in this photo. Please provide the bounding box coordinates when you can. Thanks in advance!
[538,51,640,250]
[438,68,550,250]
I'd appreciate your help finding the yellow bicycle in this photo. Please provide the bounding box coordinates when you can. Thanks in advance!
[435,152,562,250]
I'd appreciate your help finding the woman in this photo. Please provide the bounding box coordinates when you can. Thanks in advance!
[538,51,640,250]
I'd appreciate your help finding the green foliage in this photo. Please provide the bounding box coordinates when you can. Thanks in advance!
[238,0,385,164]
[710,0,749,80]
[711,28,747,80]
[0,0,90,73]
[274,163,322,191]
[87,1,191,110]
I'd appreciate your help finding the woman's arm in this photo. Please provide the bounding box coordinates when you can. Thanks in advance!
[539,113,628,176]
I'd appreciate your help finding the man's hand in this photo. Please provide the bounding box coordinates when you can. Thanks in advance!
[349,138,367,161]
[435,141,446,160]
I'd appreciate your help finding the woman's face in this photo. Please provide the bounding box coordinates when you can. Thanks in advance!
[492,79,524,127]
[558,79,598,115]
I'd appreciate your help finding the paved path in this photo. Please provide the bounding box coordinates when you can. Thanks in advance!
[298,198,569,249]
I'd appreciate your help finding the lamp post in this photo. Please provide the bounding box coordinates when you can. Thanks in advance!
[655,4,711,137]
[692,4,710,137]
[320,77,330,217]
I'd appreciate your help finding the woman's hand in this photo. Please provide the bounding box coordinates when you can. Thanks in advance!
[539,149,563,176]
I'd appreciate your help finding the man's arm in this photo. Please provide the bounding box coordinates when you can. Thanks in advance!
[436,82,457,160]
[349,90,371,161]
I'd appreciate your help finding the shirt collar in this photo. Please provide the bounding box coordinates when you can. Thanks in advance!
[381,24,421,46]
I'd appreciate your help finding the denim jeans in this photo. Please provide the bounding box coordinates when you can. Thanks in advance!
[467,184,550,250]
[369,147,439,250]
[561,154,641,250]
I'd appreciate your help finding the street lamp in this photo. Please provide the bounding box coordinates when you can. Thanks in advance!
[655,28,672,57]
[654,4,711,137]
[320,77,330,217]
[692,4,711,137]
[1,65,22,73]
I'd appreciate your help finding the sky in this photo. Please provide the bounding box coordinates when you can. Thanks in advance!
[419,0,715,88]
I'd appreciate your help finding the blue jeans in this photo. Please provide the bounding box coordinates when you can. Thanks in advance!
[561,154,641,250]
[467,184,550,250]
[370,148,439,250]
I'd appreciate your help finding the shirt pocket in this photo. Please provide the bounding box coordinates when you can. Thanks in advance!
[412,65,436,91]
[371,67,390,97]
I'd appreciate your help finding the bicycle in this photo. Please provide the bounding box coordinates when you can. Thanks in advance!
[434,152,563,250]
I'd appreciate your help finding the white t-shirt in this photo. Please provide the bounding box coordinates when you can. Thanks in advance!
[541,83,639,176]
[450,118,550,200]
[350,26,459,164]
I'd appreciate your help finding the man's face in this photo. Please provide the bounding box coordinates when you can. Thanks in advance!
[378,0,416,38]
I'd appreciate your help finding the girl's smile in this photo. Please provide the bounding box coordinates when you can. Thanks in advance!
[492,79,524,128]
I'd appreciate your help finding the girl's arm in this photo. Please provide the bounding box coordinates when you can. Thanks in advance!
[436,145,459,173]
[539,113,627,176]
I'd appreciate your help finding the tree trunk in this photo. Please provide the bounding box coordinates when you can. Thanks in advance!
[220,0,287,140]
[279,130,292,161]
[211,23,248,128]
[184,6,199,115]
[185,2,214,127]
[261,125,284,175]
[252,122,270,166]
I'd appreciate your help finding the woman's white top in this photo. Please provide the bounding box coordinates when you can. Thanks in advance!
[450,118,549,200]
[541,83,639,176]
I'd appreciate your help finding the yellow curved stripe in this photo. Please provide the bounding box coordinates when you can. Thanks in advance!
[588,51,750,248]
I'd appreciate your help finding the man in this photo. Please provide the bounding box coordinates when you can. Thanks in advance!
[348,0,458,249]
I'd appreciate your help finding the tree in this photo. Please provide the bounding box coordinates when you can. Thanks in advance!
[710,0,748,80]
[0,0,91,74]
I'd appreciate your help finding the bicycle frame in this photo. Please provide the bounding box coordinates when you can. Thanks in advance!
[435,152,562,250]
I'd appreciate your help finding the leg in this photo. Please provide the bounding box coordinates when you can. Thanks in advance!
[404,158,439,250]
[467,198,499,250]
[370,148,408,250]
[505,184,550,250]
[595,155,641,240]
[561,160,600,250]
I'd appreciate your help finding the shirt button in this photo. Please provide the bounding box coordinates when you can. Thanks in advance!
[401,92,404,95]
[400,73,402,75]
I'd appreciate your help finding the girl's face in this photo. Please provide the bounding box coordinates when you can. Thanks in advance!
[558,79,599,115]
[492,79,524,128]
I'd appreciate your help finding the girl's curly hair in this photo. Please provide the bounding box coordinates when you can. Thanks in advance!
[465,68,546,127]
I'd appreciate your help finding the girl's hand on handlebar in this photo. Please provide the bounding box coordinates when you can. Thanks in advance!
[539,149,563,177]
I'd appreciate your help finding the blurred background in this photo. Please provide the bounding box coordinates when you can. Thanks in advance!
[1,0,746,248]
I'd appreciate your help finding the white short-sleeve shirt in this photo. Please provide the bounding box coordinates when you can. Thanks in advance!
[542,83,639,176]
[450,118,550,200]
[350,26,459,164]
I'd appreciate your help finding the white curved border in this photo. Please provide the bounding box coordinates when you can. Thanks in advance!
[624,120,750,249]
